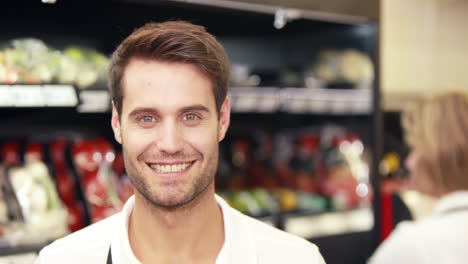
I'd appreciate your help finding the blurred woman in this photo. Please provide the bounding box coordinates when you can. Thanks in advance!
[369,90,468,264]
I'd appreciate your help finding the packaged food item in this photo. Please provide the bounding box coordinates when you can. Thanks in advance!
[50,139,85,231]
[318,130,372,210]
[0,142,68,245]
[72,138,121,223]
[220,125,372,216]
[307,49,374,89]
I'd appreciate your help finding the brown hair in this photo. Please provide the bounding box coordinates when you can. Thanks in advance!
[108,21,230,116]
[402,90,468,195]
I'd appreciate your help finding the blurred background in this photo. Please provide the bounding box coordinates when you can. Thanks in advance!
[0,0,466,263]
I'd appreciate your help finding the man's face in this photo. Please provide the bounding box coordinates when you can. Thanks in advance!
[111,59,230,209]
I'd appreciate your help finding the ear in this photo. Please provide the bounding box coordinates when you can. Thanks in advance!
[111,102,122,144]
[218,97,231,142]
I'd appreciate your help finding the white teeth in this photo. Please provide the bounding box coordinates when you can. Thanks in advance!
[150,162,191,173]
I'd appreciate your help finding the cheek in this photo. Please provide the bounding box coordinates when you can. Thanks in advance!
[182,124,219,153]
[407,155,420,181]
[407,157,435,194]
[121,128,154,159]
[411,173,434,195]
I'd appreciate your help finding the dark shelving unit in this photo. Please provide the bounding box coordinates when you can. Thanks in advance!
[0,1,381,263]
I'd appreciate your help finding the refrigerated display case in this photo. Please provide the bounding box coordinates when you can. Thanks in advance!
[0,1,381,263]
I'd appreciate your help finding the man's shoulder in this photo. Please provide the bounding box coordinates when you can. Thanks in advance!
[36,214,119,263]
[230,209,324,263]
[47,213,118,249]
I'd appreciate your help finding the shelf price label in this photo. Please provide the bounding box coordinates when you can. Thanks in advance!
[78,90,110,113]
[229,87,279,113]
[0,85,14,107]
[0,84,78,108]
[43,85,78,107]
[284,207,373,238]
[282,88,372,115]
[257,96,280,113]
[13,85,45,107]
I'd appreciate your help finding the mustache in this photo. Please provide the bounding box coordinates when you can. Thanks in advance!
[137,151,199,161]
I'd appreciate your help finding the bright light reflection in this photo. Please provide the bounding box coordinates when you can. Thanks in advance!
[105,152,115,163]
[356,183,369,197]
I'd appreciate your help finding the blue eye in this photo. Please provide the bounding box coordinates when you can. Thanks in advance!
[141,116,154,122]
[183,114,198,121]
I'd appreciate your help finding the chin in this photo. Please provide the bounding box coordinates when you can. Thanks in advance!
[154,194,193,209]
[141,185,210,210]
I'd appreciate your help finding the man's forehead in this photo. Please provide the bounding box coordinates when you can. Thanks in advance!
[122,58,214,90]
[120,58,217,112]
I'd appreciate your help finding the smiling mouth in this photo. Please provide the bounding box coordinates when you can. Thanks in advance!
[149,162,194,173]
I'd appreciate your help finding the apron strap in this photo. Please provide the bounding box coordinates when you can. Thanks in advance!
[107,246,112,264]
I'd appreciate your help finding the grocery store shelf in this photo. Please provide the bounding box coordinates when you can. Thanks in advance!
[283,207,373,239]
[1,85,372,115]
[77,89,111,113]
[229,87,372,114]
[0,84,111,113]
[0,84,78,108]
[229,87,280,113]
[281,88,372,114]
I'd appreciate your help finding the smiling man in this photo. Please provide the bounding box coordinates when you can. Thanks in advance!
[35,21,325,264]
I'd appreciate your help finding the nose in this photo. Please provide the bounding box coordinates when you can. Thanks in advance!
[156,120,183,155]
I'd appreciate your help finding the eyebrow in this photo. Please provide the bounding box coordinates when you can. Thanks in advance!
[179,104,211,114]
[128,108,159,118]
[127,104,211,118]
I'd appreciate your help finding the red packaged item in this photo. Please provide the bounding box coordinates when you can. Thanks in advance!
[50,139,85,231]
[2,142,21,166]
[293,133,320,194]
[72,138,121,223]
[319,134,371,209]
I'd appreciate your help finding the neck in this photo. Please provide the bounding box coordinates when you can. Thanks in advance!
[128,184,224,264]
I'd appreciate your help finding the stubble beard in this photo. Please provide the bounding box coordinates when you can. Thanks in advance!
[122,144,219,211]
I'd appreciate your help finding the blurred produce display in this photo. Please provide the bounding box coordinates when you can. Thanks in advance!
[0,39,109,89]
[0,39,371,92]
[229,49,373,89]
[305,49,374,89]
[229,64,262,87]
[0,123,372,244]
[0,142,68,246]
[72,138,124,223]
[216,125,372,217]
[0,136,132,248]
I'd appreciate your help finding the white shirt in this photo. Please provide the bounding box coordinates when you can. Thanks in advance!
[368,191,468,264]
[35,195,326,264]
